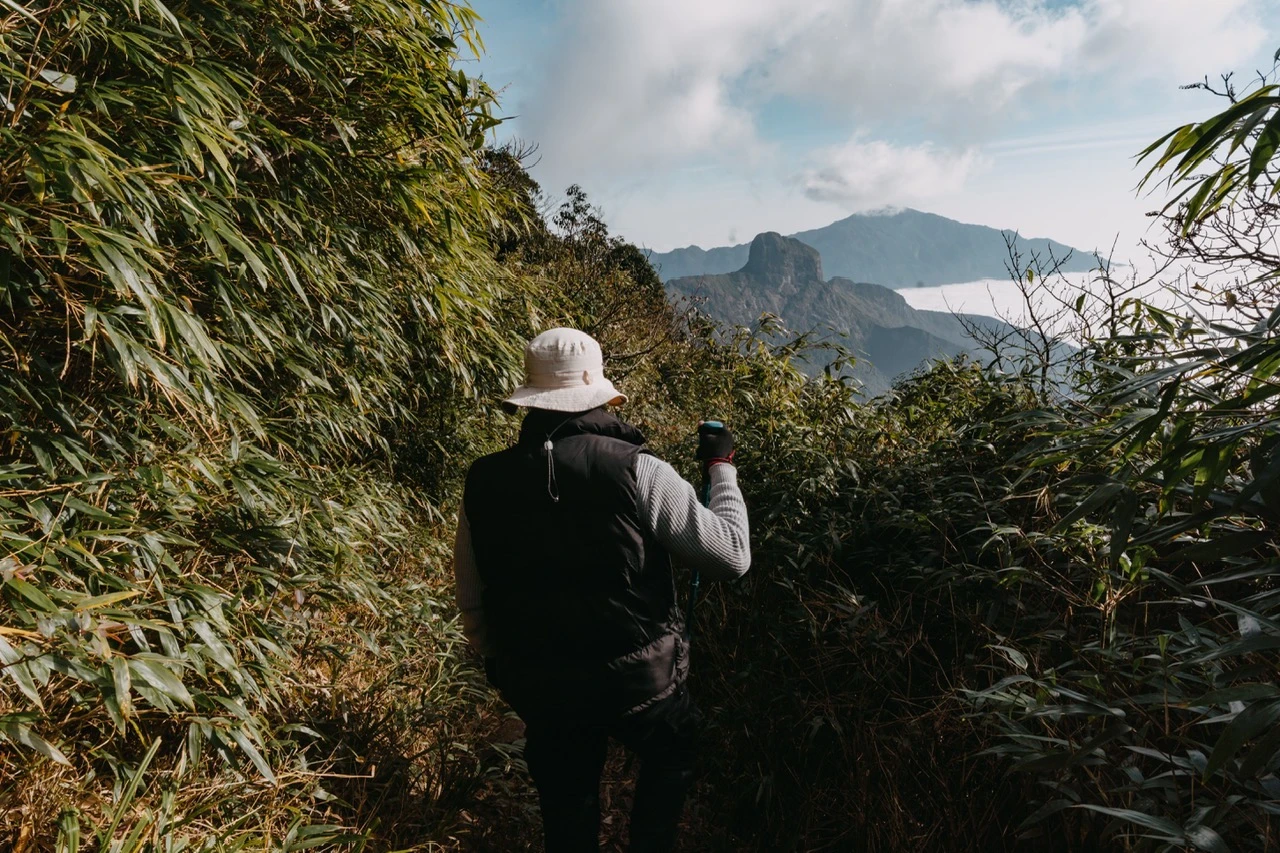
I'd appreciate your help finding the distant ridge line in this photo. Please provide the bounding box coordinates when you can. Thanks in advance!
[649,207,1097,287]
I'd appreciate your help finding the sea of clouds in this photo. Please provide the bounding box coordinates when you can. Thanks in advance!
[897,271,1198,339]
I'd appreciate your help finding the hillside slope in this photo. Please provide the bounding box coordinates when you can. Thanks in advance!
[666,232,1009,392]
[651,208,1096,286]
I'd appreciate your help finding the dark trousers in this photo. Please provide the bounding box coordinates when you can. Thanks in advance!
[522,686,699,853]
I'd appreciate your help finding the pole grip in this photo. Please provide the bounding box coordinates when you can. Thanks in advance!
[688,420,722,642]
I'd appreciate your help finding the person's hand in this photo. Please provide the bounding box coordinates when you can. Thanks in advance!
[695,420,735,467]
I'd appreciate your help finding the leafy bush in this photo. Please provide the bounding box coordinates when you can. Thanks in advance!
[1,0,524,846]
[4,3,1279,850]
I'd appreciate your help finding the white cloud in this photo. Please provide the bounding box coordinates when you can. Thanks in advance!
[758,0,1266,116]
[496,0,1273,257]
[1073,0,1266,80]
[800,137,985,207]
[516,0,1269,187]
[517,0,788,182]
[758,1,1088,116]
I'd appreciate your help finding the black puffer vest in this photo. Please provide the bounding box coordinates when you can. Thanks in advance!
[463,408,687,719]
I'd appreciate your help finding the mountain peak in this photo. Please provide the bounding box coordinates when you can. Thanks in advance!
[743,232,823,285]
[651,209,1095,286]
[853,205,910,218]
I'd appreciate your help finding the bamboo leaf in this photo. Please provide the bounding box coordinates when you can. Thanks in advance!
[228,727,276,783]
[1192,684,1280,706]
[73,589,143,611]
[128,657,195,710]
[1248,108,1280,183]
[1204,699,1280,779]
[1073,804,1182,838]
[0,634,43,709]
[6,578,59,613]
[1166,530,1271,563]
[1185,825,1233,853]
[190,619,237,670]
[0,716,69,765]
[101,737,162,841]
[56,808,80,853]
[1050,481,1126,533]
[111,657,133,719]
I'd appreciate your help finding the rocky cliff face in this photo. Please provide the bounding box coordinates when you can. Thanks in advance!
[741,232,823,294]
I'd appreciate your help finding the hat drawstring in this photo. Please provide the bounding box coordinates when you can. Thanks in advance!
[544,439,559,503]
[542,416,573,503]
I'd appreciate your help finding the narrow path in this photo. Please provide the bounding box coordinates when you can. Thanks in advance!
[453,722,705,852]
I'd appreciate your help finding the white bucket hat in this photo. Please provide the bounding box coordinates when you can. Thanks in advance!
[503,328,627,412]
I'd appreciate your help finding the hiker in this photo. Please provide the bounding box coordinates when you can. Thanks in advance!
[453,327,751,853]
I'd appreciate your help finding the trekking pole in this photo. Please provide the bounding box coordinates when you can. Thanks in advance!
[687,419,723,642]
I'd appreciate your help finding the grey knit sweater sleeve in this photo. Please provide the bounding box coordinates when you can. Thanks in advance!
[452,456,750,654]
[633,455,751,581]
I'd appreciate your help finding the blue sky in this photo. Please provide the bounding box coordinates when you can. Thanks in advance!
[466,0,1278,259]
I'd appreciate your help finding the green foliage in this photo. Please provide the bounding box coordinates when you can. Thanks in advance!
[1139,65,1280,233]
[685,357,1052,850]
[679,303,1280,849]
[665,68,1280,853]
[1,0,522,846]
[962,297,1280,850]
[4,5,1280,850]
